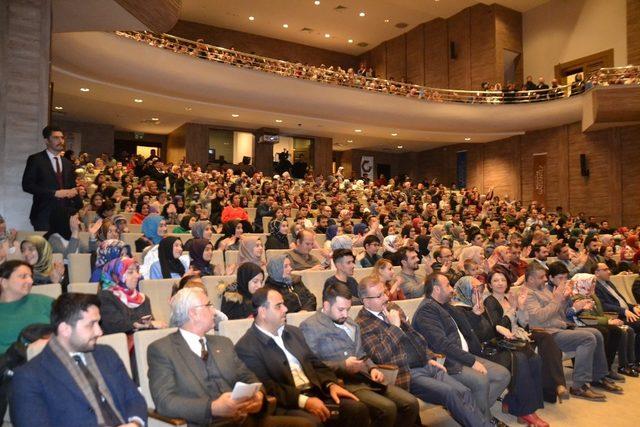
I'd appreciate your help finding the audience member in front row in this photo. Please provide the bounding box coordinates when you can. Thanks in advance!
[20,235,65,285]
[265,255,316,313]
[372,258,405,301]
[396,247,424,299]
[235,288,370,426]
[451,275,548,426]
[300,283,419,427]
[412,274,511,424]
[357,235,381,268]
[220,262,265,320]
[148,288,311,427]
[522,263,621,399]
[10,293,147,427]
[149,236,189,280]
[323,249,361,305]
[266,219,291,250]
[288,230,326,271]
[97,257,164,335]
[356,276,492,427]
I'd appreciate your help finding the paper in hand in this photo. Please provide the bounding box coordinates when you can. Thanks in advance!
[231,382,262,400]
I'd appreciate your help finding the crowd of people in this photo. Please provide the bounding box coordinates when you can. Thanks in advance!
[3,125,640,426]
[114,31,639,106]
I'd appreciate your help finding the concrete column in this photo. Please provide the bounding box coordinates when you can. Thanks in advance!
[0,0,52,229]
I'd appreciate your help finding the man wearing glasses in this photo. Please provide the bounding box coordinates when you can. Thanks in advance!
[147,288,312,426]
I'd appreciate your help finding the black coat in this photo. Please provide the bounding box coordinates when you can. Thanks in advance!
[265,276,316,313]
[97,290,153,335]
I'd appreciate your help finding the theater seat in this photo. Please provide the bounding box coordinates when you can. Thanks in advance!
[201,274,237,310]
[294,269,335,304]
[67,282,99,294]
[286,311,315,327]
[262,216,272,233]
[68,253,92,283]
[265,249,289,263]
[394,298,424,322]
[224,250,238,268]
[30,283,62,299]
[217,318,254,344]
[139,278,178,324]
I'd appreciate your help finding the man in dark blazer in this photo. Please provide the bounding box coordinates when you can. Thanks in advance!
[235,288,369,427]
[148,287,311,427]
[21,126,81,231]
[299,283,419,427]
[10,293,147,427]
[594,262,640,339]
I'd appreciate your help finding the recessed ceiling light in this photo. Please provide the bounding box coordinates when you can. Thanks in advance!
[384,19,390,23]
[354,129,362,133]
[464,137,471,141]
[151,117,159,121]
[248,16,255,21]
[391,132,398,136]
[314,0,320,5]
[324,33,331,38]
[80,87,90,92]
[282,24,289,28]
[185,106,192,111]
[359,11,366,17]
[54,106,63,110]
[348,39,353,43]
[347,139,353,143]
[275,119,283,123]
[397,145,404,149]
[231,114,240,118]
[134,98,143,103]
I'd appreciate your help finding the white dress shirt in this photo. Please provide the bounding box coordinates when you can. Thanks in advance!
[179,328,207,357]
[46,149,63,174]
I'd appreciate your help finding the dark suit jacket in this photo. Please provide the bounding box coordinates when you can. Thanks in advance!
[595,279,637,317]
[148,332,259,427]
[97,290,153,335]
[412,298,482,374]
[235,323,338,409]
[10,344,146,427]
[21,150,79,224]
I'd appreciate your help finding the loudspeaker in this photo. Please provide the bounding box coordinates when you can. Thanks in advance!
[450,41,457,59]
[580,154,589,177]
[242,156,252,165]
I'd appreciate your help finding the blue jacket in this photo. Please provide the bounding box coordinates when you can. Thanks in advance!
[10,343,147,427]
[595,279,637,318]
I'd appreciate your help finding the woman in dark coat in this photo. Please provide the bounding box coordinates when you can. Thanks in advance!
[265,219,290,250]
[219,262,265,320]
[264,255,316,313]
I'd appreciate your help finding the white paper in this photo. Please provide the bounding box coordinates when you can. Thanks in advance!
[231,382,262,400]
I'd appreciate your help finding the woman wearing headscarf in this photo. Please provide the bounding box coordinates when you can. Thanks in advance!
[265,255,316,313]
[135,214,167,253]
[452,275,548,426]
[188,238,215,276]
[450,225,470,259]
[149,236,190,279]
[382,234,401,265]
[265,219,290,250]
[90,239,131,283]
[97,257,164,335]
[214,220,243,251]
[20,236,65,285]
[427,224,446,254]
[219,262,265,320]
[237,235,265,268]
[172,214,195,234]
[184,220,213,252]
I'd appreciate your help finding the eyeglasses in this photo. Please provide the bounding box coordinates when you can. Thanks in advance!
[363,292,385,299]
[193,302,214,309]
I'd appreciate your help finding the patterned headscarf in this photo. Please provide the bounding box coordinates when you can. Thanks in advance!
[572,273,596,297]
[141,214,164,244]
[268,219,289,244]
[90,239,131,282]
[452,276,476,308]
[21,235,53,276]
[383,234,398,253]
[101,257,145,308]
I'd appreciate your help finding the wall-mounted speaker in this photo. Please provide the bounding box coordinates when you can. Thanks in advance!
[580,154,589,177]
[450,41,457,60]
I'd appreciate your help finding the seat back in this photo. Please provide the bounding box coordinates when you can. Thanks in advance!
[246,207,257,223]
[217,318,254,344]
[266,249,289,263]
[395,298,424,322]
[127,223,142,233]
[30,283,62,299]
[133,328,178,409]
[352,267,374,282]
[286,311,315,327]
[210,249,225,270]
[139,279,177,324]
[295,269,335,304]
[262,216,272,233]
[68,282,99,294]
[68,253,92,283]
[122,232,143,250]
[201,275,237,309]
[225,250,239,267]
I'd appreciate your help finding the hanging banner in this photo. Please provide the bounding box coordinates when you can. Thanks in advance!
[532,153,547,206]
[360,155,374,179]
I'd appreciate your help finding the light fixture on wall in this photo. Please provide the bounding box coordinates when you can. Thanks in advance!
[324,33,331,38]
[185,106,192,111]
[231,114,240,117]
[464,137,471,141]
[359,11,366,17]
[391,133,398,136]
[54,106,63,110]
[282,24,289,28]
[314,0,320,5]
[397,145,404,149]
[347,139,353,143]
[80,87,90,92]
[151,117,159,121]
[249,16,255,21]
[347,39,353,43]
[275,119,283,123]
[354,129,362,133]
[134,98,143,103]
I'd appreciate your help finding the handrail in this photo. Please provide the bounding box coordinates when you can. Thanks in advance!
[114,30,639,105]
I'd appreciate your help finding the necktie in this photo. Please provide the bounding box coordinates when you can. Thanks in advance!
[379,312,388,323]
[72,355,121,426]
[199,338,209,362]
[54,156,63,189]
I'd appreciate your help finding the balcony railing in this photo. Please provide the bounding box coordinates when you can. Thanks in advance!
[115,30,639,105]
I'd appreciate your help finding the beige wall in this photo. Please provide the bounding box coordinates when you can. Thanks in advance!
[523,0,627,80]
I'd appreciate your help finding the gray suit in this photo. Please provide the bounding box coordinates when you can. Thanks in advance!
[300,312,419,427]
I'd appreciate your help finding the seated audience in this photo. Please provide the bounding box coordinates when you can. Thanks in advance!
[136,214,167,253]
[288,230,326,271]
[214,219,244,251]
[220,262,265,320]
[221,194,249,223]
[322,249,361,305]
[266,219,291,250]
[265,255,316,313]
[90,239,131,283]
[372,258,405,301]
[396,247,424,299]
[237,235,266,269]
[172,214,195,234]
[149,236,190,280]
[356,235,381,268]
[188,238,215,276]
[20,236,65,285]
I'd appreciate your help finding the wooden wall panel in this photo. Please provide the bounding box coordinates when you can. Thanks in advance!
[405,25,425,85]
[628,0,640,65]
[424,19,449,88]
[470,4,496,90]
[621,125,640,225]
[313,137,333,177]
[494,4,523,87]
[370,43,387,80]
[385,35,407,82]
[482,137,519,199]
[114,0,180,33]
[447,9,472,89]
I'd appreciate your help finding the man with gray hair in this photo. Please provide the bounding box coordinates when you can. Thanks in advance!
[147,287,312,426]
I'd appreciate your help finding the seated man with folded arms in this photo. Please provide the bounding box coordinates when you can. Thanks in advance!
[236,288,370,427]
[356,275,496,427]
[300,283,419,427]
[147,287,311,427]
[10,293,147,427]
[412,274,511,426]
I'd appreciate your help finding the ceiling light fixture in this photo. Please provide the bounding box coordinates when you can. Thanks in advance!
[134,98,143,103]
[249,16,255,21]
[397,145,404,149]
[54,106,63,110]
[314,0,320,5]
[347,139,353,143]
[391,132,398,136]
[348,39,353,43]
[384,19,390,23]
[359,11,366,17]
[151,117,159,121]
[464,137,471,141]
[282,23,289,28]
[354,129,362,133]
[324,33,331,38]
[185,106,192,111]
[231,114,240,117]
[80,87,90,92]
[275,119,283,123]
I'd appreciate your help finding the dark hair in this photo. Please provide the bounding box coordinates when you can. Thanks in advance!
[424,273,443,297]
[0,260,32,281]
[531,244,545,255]
[332,248,354,264]
[433,247,451,260]
[97,200,115,218]
[42,125,63,139]
[363,235,380,247]
[487,270,512,293]
[547,261,569,278]
[525,262,547,281]
[584,236,598,248]
[397,246,415,263]
[51,293,101,334]
[251,286,274,316]
[322,282,353,304]
[468,231,482,243]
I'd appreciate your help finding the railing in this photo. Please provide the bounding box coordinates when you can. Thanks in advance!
[115,30,639,105]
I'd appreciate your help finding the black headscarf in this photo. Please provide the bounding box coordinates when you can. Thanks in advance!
[158,236,185,278]
[269,219,289,245]
[189,238,213,275]
[215,219,240,249]
[236,262,264,299]
[179,215,193,231]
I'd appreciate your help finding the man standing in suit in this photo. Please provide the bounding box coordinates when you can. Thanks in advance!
[148,287,311,427]
[10,293,147,427]
[235,288,369,427]
[21,126,80,231]
[299,283,419,427]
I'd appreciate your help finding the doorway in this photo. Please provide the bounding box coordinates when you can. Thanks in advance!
[376,163,391,180]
